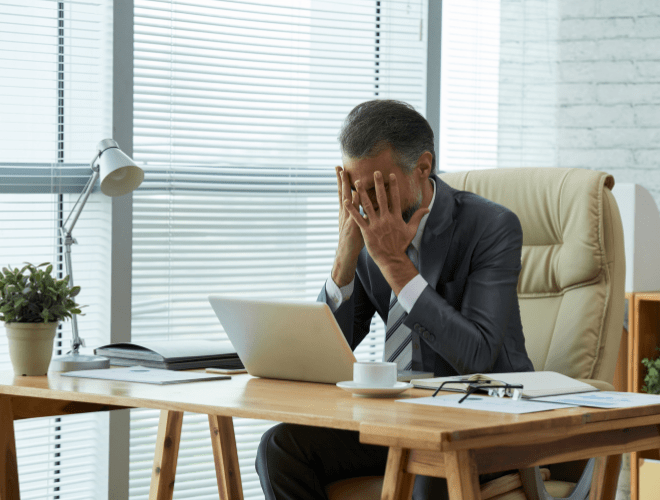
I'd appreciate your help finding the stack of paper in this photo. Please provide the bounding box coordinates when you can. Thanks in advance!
[412,371,597,399]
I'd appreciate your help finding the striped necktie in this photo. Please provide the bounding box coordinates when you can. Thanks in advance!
[383,292,413,370]
[383,245,418,371]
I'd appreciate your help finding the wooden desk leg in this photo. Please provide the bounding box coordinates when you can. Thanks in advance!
[208,415,244,500]
[614,327,629,392]
[445,450,480,500]
[589,455,622,500]
[149,410,183,500]
[627,294,635,393]
[0,396,19,500]
[381,447,415,500]
[629,293,639,500]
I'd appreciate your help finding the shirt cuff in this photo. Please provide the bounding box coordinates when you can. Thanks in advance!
[397,274,428,313]
[325,276,354,312]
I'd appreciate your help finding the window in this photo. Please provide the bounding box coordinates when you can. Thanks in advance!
[130,1,427,499]
[439,0,501,172]
[0,0,112,498]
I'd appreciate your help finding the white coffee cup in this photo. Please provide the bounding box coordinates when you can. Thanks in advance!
[353,361,397,387]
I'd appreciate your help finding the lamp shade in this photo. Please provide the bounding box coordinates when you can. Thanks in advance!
[612,183,660,293]
[96,139,144,196]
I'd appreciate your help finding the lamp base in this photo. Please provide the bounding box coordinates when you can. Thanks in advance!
[51,352,110,372]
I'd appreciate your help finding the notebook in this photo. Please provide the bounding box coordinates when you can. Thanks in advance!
[412,371,598,399]
[208,295,357,384]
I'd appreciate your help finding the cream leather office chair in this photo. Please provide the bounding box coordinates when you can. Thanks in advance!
[327,167,626,500]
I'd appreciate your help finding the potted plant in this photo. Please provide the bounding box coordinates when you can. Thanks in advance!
[642,348,660,395]
[0,262,82,376]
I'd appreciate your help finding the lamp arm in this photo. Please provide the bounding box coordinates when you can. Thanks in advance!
[59,166,100,353]
[61,168,100,239]
[63,235,83,352]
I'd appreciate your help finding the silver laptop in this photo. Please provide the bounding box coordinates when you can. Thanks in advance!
[208,295,356,384]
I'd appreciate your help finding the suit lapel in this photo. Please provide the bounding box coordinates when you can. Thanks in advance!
[419,175,456,288]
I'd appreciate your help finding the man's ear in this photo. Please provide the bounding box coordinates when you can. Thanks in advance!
[416,151,433,179]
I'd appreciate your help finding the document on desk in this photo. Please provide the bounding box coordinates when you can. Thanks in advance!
[61,366,231,385]
[398,394,574,414]
[531,391,660,409]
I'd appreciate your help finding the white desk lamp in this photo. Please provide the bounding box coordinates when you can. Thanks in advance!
[612,183,660,293]
[50,139,144,372]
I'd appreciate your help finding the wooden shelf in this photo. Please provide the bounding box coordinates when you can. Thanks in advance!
[628,292,660,500]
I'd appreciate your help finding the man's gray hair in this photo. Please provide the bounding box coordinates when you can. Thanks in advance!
[338,100,436,174]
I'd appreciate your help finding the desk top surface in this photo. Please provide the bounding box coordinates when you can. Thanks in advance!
[1,370,659,451]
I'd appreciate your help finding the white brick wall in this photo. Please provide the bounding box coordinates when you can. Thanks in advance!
[558,1,660,200]
[498,0,559,169]
[499,0,660,206]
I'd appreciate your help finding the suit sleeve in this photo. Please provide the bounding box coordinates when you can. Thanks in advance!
[318,267,376,351]
[406,209,523,374]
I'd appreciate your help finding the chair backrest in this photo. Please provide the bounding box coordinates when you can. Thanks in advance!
[439,168,625,384]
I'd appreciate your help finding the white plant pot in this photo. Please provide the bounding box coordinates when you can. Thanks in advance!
[5,322,59,376]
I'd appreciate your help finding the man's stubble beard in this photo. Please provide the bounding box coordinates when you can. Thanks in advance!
[401,190,423,223]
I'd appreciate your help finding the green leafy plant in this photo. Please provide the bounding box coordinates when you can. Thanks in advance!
[0,262,83,323]
[641,347,660,395]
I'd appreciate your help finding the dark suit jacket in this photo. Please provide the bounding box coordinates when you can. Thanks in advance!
[319,174,534,376]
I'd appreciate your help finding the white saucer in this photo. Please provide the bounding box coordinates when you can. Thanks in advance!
[336,381,413,397]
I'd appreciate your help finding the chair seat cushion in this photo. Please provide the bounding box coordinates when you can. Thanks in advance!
[491,480,576,500]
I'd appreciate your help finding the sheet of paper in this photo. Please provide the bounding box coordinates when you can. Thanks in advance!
[61,365,230,385]
[531,391,660,408]
[397,394,574,414]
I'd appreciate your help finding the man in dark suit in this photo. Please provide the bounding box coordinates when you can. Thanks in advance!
[256,100,534,500]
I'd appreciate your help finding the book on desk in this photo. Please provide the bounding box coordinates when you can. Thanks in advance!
[94,339,244,371]
[412,371,598,399]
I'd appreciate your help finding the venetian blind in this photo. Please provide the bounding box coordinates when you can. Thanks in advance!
[0,1,112,499]
[130,1,427,499]
[439,0,501,171]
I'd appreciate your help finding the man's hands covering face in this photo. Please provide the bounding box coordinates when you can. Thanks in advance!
[330,166,365,287]
[344,171,429,294]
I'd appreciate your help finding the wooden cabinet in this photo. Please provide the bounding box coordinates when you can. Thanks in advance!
[624,292,660,500]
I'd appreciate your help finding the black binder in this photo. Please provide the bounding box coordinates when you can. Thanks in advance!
[94,339,244,370]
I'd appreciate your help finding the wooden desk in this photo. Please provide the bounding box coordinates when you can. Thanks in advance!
[2,371,660,500]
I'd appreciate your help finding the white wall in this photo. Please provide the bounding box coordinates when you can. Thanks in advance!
[557,0,660,205]
[499,0,660,209]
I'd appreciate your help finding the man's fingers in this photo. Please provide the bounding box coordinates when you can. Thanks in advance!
[340,170,353,206]
[355,180,376,219]
[373,171,389,213]
[352,189,360,210]
[388,173,402,217]
[344,199,368,229]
